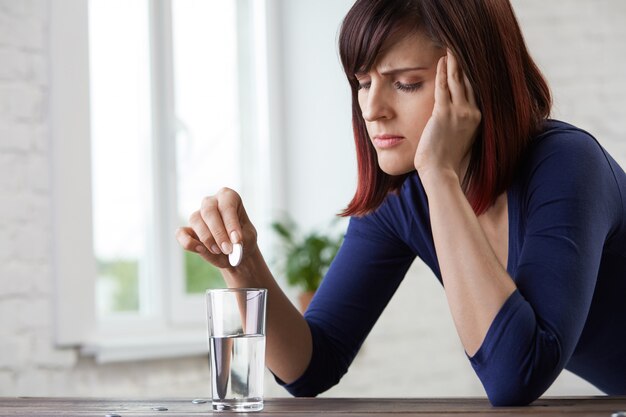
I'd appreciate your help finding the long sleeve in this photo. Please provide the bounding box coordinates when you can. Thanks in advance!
[277,210,416,397]
[469,126,622,405]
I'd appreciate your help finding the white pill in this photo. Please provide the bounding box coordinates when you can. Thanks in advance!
[229,243,243,267]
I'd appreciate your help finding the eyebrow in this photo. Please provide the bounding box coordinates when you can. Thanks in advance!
[379,66,429,75]
[355,66,429,78]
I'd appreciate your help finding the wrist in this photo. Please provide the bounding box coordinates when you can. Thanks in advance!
[220,244,268,288]
[418,166,461,190]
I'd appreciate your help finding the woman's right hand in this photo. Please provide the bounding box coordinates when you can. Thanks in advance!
[175,187,257,269]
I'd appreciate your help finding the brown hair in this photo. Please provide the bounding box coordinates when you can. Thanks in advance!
[339,0,551,217]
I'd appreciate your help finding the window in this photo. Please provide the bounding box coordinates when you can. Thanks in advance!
[88,0,233,322]
[89,0,153,317]
[89,0,257,323]
[51,0,281,360]
[170,0,240,295]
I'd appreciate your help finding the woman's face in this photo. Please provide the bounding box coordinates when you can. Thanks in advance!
[356,30,444,176]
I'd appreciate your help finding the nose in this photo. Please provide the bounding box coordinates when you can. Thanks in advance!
[361,82,393,122]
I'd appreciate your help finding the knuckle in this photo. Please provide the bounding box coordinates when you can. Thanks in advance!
[175,230,185,245]
[212,228,228,243]
[216,187,234,197]
[196,231,213,247]
[223,221,239,235]
[217,189,242,212]
[201,195,217,209]
[175,227,187,241]
[176,232,194,251]
[456,107,480,123]
[214,188,243,213]
[219,198,238,211]
[182,238,196,251]
[240,226,257,246]
[200,237,214,248]
[188,210,201,224]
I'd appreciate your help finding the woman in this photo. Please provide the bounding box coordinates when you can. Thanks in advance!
[176,0,626,405]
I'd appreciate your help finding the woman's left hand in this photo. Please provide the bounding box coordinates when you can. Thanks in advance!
[414,50,481,182]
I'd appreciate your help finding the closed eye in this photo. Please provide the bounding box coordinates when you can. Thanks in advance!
[394,81,423,92]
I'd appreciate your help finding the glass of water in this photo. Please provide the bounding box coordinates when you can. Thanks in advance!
[206,288,267,412]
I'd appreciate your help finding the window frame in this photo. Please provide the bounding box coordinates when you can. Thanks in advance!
[50,0,284,362]
[50,0,97,347]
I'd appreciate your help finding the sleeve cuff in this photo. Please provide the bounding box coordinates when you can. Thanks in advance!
[468,289,526,366]
[270,321,321,397]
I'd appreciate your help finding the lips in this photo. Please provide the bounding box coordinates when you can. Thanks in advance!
[372,134,405,149]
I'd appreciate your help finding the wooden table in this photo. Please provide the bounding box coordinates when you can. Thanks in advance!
[1,397,626,416]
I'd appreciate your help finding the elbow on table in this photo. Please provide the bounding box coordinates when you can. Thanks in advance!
[284,377,340,398]
[280,368,345,398]
[479,344,563,406]
[485,381,545,407]
[487,391,538,407]
[289,387,320,398]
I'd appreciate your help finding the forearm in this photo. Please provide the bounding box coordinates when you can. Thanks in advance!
[221,247,312,384]
[421,169,516,356]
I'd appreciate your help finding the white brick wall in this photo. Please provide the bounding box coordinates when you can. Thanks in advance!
[512,0,626,163]
[0,0,623,398]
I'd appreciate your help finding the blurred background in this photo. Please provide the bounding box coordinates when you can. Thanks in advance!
[1,0,625,397]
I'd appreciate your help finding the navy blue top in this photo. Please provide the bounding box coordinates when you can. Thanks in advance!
[277,120,626,405]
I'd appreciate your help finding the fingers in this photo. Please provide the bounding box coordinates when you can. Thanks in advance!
[180,188,247,260]
[463,72,477,107]
[189,210,221,255]
[176,226,228,267]
[434,55,450,108]
[443,49,479,111]
[199,188,244,255]
[218,199,244,246]
[176,226,208,255]
[446,50,467,104]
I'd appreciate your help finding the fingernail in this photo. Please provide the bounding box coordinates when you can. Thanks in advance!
[221,242,232,254]
[230,231,240,244]
[211,244,221,255]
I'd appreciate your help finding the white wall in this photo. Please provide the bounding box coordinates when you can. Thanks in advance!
[279,0,356,229]
[0,0,624,398]
[512,0,626,160]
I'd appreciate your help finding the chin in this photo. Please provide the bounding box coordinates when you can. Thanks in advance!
[378,163,414,177]
[376,152,416,176]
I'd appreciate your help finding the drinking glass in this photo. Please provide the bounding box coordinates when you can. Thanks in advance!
[206,288,267,412]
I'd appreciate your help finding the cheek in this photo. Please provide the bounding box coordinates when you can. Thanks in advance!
[406,94,435,137]
[417,85,436,121]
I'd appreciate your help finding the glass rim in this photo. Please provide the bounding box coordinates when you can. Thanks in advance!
[205,287,267,294]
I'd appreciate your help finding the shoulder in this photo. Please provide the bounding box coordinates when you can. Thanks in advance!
[518,119,614,190]
[516,119,622,227]
[526,119,607,168]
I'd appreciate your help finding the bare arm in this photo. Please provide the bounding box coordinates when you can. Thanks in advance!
[421,170,515,355]
[414,51,516,356]
[220,248,312,382]
[176,188,311,383]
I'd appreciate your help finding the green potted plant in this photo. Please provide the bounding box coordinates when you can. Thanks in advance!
[271,217,344,313]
